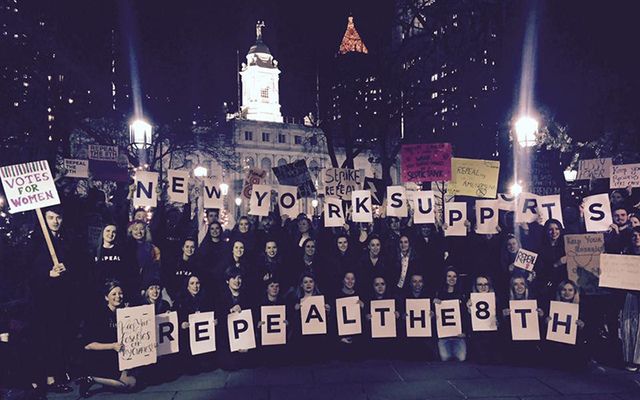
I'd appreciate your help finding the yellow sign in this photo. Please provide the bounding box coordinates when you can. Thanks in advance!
[448,158,500,198]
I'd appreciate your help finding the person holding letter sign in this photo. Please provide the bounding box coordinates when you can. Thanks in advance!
[434,267,467,362]
[255,277,289,364]
[335,270,364,360]
[466,275,500,364]
[621,227,640,371]
[535,219,568,303]
[364,275,400,359]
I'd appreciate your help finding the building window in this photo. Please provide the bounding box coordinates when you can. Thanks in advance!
[294,135,303,145]
[278,133,286,143]
[261,87,269,99]
[431,92,438,99]
[431,73,438,82]
[244,131,253,141]
[262,132,270,142]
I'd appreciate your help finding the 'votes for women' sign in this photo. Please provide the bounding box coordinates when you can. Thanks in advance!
[0,160,60,213]
[401,143,452,183]
[116,304,157,371]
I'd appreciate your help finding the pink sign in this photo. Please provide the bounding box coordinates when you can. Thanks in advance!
[401,143,452,183]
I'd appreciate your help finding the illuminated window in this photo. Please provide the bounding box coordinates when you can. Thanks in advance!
[431,92,438,99]
[260,87,269,99]
[431,74,438,82]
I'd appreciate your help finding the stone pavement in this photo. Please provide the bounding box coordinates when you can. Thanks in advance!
[37,360,640,400]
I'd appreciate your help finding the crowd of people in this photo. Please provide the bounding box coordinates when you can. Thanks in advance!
[0,186,639,398]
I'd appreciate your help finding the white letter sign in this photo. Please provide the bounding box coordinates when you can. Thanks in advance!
[249,184,271,217]
[156,311,179,356]
[405,298,432,337]
[509,300,540,341]
[336,296,362,336]
[189,312,216,355]
[323,196,344,228]
[386,186,408,218]
[583,193,612,232]
[167,170,189,204]
[475,199,499,234]
[352,190,373,223]
[301,295,327,335]
[261,305,287,346]
[370,299,397,338]
[546,301,579,345]
[133,171,159,208]
[228,309,256,352]
[435,299,462,338]
[470,293,497,331]
[413,191,435,224]
[444,202,467,237]
[202,178,224,209]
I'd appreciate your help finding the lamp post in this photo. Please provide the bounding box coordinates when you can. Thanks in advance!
[193,166,208,178]
[129,119,153,150]
[514,116,538,148]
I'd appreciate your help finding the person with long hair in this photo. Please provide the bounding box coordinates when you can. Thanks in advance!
[535,219,567,303]
[230,216,257,259]
[127,220,161,298]
[197,221,229,289]
[254,239,287,294]
[358,235,390,295]
[364,275,399,360]
[165,237,199,300]
[390,235,421,294]
[466,275,500,364]
[334,270,364,360]
[434,267,468,362]
[621,227,640,371]
[94,224,135,298]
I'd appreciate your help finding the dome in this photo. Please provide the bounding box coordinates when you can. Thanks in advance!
[248,40,271,55]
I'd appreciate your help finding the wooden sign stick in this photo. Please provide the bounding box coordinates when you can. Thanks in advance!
[35,208,59,266]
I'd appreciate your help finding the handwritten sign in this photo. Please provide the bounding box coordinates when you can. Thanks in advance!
[530,150,564,195]
[610,163,640,189]
[513,249,538,272]
[116,305,157,371]
[577,158,612,180]
[0,160,60,213]
[242,168,266,200]
[599,254,640,291]
[448,158,500,198]
[63,159,89,178]
[564,234,604,295]
[400,143,452,183]
[322,168,365,200]
[272,160,315,198]
[87,144,128,182]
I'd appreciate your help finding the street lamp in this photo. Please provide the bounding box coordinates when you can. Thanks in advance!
[514,116,538,148]
[193,166,208,177]
[235,197,242,207]
[510,182,523,196]
[219,182,229,196]
[563,168,577,183]
[129,119,153,150]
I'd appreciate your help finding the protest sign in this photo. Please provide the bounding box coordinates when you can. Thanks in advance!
[583,193,612,232]
[475,199,499,234]
[87,144,128,182]
[242,167,266,200]
[435,299,462,338]
[537,194,563,226]
[352,190,373,223]
[364,177,386,206]
[261,305,287,346]
[63,159,89,178]
[336,296,362,336]
[0,160,61,214]
[228,310,256,352]
[509,300,540,341]
[564,233,604,295]
[370,299,397,338]
[412,191,436,224]
[444,202,467,237]
[156,311,179,356]
[322,168,365,200]
[448,158,500,199]
[405,299,432,337]
[202,178,224,209]
[133,171,159,208]
[513,249,538,272]
[546,301,579,345]
[530,150,564,195]
[167,170,189,203]
[116,305,157,371]
[400,143,452,183]
[515,193,539,223]
[497,193,516,211]
[301,295,327,335]
[386,186,408,217]
[599,254,640,291]
[470,293,497,331]
[577,158,612,180]
[249,184,271,216]
[276,185,298,214]
[324,196,345,227]
[189,312,216,355]
[272,160,315,197]
[610,163,640,189]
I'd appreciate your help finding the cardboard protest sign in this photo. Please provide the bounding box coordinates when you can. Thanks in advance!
[470,293,497,331]
[88,144,128,182]
[583,194,612,232]
[323,196,345,227]
[530,150,564,195]
[599,254,640,291]
[475,199,499,234]
[546,301,579,345]
[444,202,467,237]
[370,299,397,338]
[323,168,365,200]
[116,305,157,371]
[336,296,362,336]
[435,299,462,338]
[272,160,315,197]
[413,191,436,224]
[249,184,271,216]
[227,310,256,352]
[352,190,373,223]
[261,305,287,346]
[63,159,89,178]
[276,185,299,214]
[577,158,612,180]
[386,186,408,217]
[301,295,327,335]
[401,143,452,183]
[513,249,538,272]
[564,233,604,295]
[189,312,216,355]
[537,194,563,226]
[0,160,60,213]
[133,171,159,208]
[364,176,386,206]
[156,311,179,356]
[515,193,539,223]
[509,300,540,341]
[405,299,432,337]
[202,178,224,209]
[610,163,640,189]
[448,158,500,199]
[242,167,266,200]
[167,170,189,203]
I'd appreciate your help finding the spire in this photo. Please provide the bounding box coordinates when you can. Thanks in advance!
[338,16,369,55]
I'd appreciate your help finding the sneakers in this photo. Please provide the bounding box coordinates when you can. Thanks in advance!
[625,365,639,372]
[76,376,95,398]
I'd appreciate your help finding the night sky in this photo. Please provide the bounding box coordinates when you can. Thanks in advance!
[23,0,640,141]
